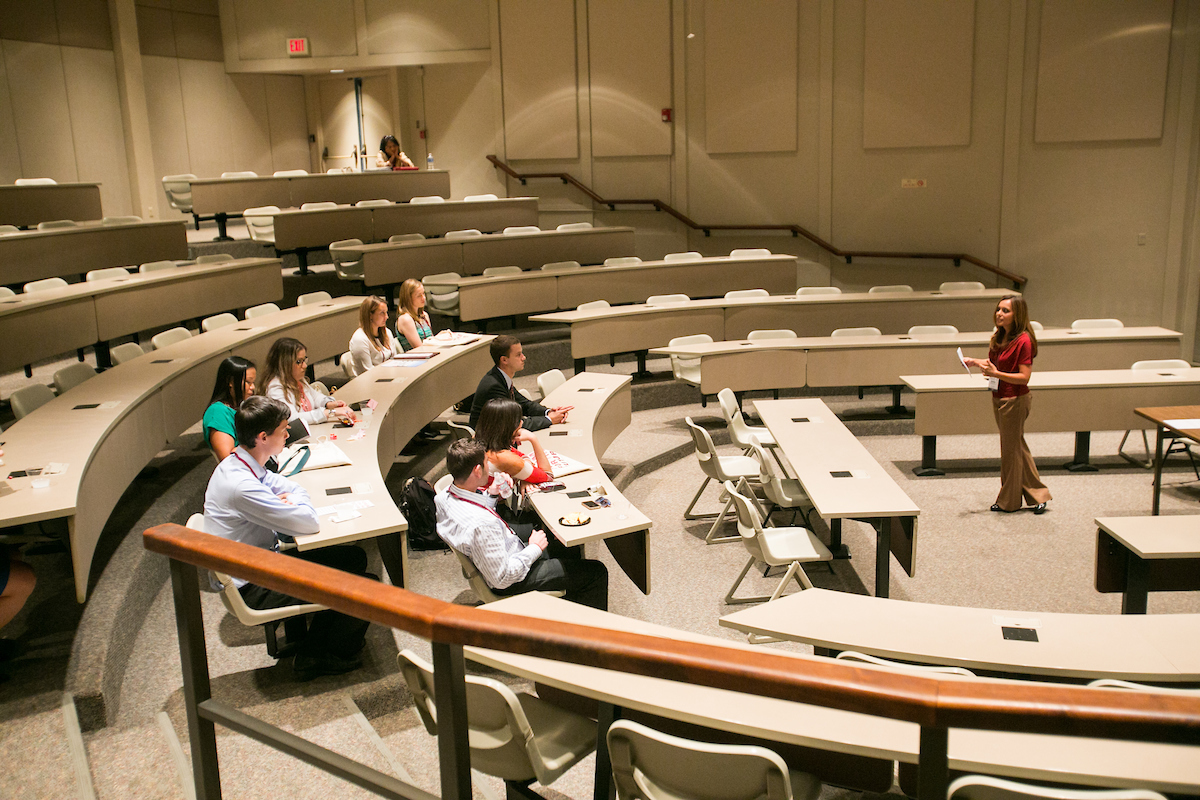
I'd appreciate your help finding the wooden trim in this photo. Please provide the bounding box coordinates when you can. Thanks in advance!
[143,523,1200,744]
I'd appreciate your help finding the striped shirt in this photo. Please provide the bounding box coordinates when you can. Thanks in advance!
[434,484,542,589]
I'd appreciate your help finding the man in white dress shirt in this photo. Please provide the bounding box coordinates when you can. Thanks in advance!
[203,396,373,680]
[435,438,607,609]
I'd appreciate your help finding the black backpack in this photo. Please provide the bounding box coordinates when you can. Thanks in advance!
[399,476,448,551]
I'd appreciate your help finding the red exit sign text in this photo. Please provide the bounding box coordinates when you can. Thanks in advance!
[287,38,310,57]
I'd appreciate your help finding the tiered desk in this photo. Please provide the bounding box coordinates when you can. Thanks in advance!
[0,183,103,227]
[0,220,189,285]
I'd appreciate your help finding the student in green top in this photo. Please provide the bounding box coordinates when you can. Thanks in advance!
[202,356,256,461]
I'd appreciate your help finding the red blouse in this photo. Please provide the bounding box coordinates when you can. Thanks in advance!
[989,332,1033,398]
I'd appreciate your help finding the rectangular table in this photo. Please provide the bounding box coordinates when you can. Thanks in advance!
[0,183,102,228]
[1134,406,1200,514]
[1095,515,1200,613]
[719,588,1200,682]
[755,398,919,597]
[905,369,1200,475]
[0,220,189,286]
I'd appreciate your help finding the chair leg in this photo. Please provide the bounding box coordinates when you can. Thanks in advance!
[24,364,32,378]
[683,476,718,520]
[1118,429,1153,469]
[704,491,740,544]
[506,781,547,800]
[725,556,771,605]
[264,621,281,658]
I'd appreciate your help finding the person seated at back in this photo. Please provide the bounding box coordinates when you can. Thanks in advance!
[203,396,374,679]
[202,356,256,461]
[468,335,572,432]
[348,296,399,375]
[376,134,415,170]
[260,337,356,427]
[435,439,608,610]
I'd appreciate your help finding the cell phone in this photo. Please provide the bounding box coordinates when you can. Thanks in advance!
[349,401,364,412]
[334,418,355,428]
[566,490,589,499]
[539,482,566,492]
[582,500,602,510]
[830,470,853,478]
[326,486,352,496]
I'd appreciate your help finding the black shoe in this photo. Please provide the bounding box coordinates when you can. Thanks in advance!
[293,652,362,681]
[990,504,1017,513]
[1032,502,1048,515]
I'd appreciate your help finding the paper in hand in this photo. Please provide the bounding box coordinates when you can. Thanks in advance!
[955,347,972,374]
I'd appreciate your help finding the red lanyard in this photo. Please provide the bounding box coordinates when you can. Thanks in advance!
[452,491,514,534]
[233,453,264,484]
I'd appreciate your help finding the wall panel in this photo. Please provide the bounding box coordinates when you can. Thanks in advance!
[0,41,21,184]
[178,58,232,181]
[2,40,78,182]
[703,0,797,154]
[173,10,223,61]
[1034,0,1173,143]
[137,4,176,57]
[57,0,115,51]
[499,0,578,160]
[365,0,489,54]
[233,0,358,60]
[142,53,190,191]
[0,3,60,46]
[863,0,974,149]
[588,0,671,157]
[424,61,505,199]
[226,73,273,176]
[62,46,132,215]
[265,74,311,173]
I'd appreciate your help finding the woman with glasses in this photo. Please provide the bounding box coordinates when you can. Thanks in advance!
[259,337,355,426]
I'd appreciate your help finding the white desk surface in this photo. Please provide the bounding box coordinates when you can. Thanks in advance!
[1096,516,1200,559]
[904,367,1200,392]
[470,593,1200,792]
[719,588,1200,682]
[755,398,919,520]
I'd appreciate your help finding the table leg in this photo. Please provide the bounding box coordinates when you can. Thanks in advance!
[574,357,586,375]
[634,350,650,379]
[913,436,944,477]
[829,518,850,560]
[604,529,650,594]
[875,521,890,598]
[886,385,906,415]
[95,341,112,370]
[214,213,232,241]
[1064,431,1099,472]
[1152,425,1166,515]
[593,703,621,800]
[294,248,309,277]
[1122,550,1149,614]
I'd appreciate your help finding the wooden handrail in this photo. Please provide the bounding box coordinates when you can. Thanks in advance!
[487,155,1027,290]
[145,523,1200,745]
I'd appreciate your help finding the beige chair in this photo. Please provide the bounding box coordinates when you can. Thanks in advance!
[1086,678,1200,694]
[939,281,986,292]
[723,480,831,612]
[354,198,391,207]
[161,173,197,220]
[577,299,609,311]
[10,384,56,420]
[747,329,796,340]
[329,238,366,281]
[483,265,523,277]
[445,228,482,239]
[53,362,96,394]
[607,720,821,800]
[297,291,332,306]
[542,260,580,271]
[796,286,840,295]
[101,215,142,225]
[834,650,974,676]
[341,351,358,379]
[86,267,130,281]
[725,288,769,299]
[15,177,56,185]
[245,303,281,319]
[446,420,474,441]
[243,206,279,244]
[202,313,238,333]
[556,222,593,231]
[729,248,772,258]
[220,171,257,178]
[668,333,711,404]
[537,369,566,398]
[717,388,782,459]
[0,225,19,235]
[908,325,958,335]
[139,260,177,273]
[1071,318,1123,330]
[195,253,234,263]
[388,233,425,243]
[684,417,763,544]
[647,294,689,305]
[151,327,192,350]
[0,286,13,296]
[273,169,308,177]
[831,326,882,337]
[423,272,462,317]
[503,225,540,235]
[408,195,445,204]
[946,775,1166,800]
[604,256,641,266]
[398,648,589,797]
[37,219,77,230]
[300,201,338,211]
[24,277,68,293]
[464,193,498,202]
[1030,320,1044,331]
[663,251,703,262]
[111,342,145,365]
[1118,359,1196,469]
[743,437,811,528]
[869,284,913,293]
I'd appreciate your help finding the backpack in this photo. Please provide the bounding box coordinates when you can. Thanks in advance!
[399,476,448,551]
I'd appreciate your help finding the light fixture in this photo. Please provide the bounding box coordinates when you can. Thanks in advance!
[330,69,344,74]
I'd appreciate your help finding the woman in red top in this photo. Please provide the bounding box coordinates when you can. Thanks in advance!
[963,296,1051,514]
[474,398,553,487]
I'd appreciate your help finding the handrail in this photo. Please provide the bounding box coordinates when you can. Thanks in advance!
[487,155,1027,290]
[145,523,1200,745]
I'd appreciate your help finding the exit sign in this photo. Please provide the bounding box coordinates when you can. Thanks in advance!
[287,38,310,57]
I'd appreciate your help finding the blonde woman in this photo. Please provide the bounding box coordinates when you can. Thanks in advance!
[395,278,433,352]
[348,296,398,374]
[259,337,355,427]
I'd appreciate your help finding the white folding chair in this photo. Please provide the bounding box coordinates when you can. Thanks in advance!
[667,333,711,404]
[354,199,392,207]
[664,251,703,262]
[24,277,68,293]
[0,225,18,235]
[297,291,332,306]
[463,194,498,202]
[684,417,762,544]
[743,437,811,528]
[556,222,593,231]
[243,206,279,244]
[747,329,796,340]
[329,238,366,281]
[202,313,238,332]
[15,177,56,185]
[577,299,609,311]
[101,215,142,225]
[299,201,338,211]
[446,420,474,441]
[725,288,769,299]
[53,362,96,394]
[537,369,566,398]
[445,229,482,239]
[221,171,257,178]
[1119,359,1196,470]
[341,351,358,379]
[717,388,785,468]
[831,327,882,337]
[835,651,974,676]
[503,225,540,235]
[483,266,524,277]
[947,775,1166,800]
[151,327,192,350]
[729,248,772,258]
[423,272,462,317]
[1086,678,1200,694]
[139,260,177,273]
[245,303,280,319]
[273,169,308,177]
[908,325,959,335]
[86,267,130,282]
[796,286,840,295]
[162,173,197,220]
[10,384,56,419]
[604,256,641,266]
[647,294,689,305]
[111,342,145,365]
[409,195,445,204]
[869,284,913,293]
[0,286,13,295]
[1071,318,1123,330]
[939,281,986,292]
[37,219,77,230]
[1030,320,1044,331]
[541,260,580,271]
[196,253,235,263]
[388,233,426,243]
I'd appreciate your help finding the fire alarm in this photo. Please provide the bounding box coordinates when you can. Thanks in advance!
[662,108,672,123]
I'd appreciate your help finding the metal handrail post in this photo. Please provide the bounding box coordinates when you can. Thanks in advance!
[917,725,949,800]
[169,558,223,799]
[433,641,473,800]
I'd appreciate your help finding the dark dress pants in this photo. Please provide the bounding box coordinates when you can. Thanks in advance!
[491,521,610,611]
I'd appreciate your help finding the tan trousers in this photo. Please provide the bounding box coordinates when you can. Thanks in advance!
[992,394,1051,511]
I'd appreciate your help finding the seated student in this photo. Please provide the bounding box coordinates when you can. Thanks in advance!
[435,439,607,610]
[202,356,256,461]
[203,396,373,679]
[260,337,356,427]
[0,532,36,672]
[376,134,415,170]
[468,335,572,432]
[349,296,399,375]
[475,398,553,497]
[395,279,433,352]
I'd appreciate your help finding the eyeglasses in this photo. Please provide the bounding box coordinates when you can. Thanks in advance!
[295,356,308,365]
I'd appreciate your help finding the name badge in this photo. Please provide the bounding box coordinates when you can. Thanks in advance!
[987,376,1000,391]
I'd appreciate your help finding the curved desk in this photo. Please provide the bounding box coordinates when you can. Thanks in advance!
[0,297,361,601]
[0,257,283,372]
[0,182,102,228]
[0,220,189,286]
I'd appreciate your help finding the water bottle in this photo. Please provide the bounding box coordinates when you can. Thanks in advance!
[426,153,435,170]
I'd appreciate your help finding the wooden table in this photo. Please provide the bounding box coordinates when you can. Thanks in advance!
[755,398,918,597]
[470,593,1200,794]
[905,369,1200,476]
[0,183,102,228]
[0,257,282,371]
[0,297,360,602]
[1095,515,1200,613]
[188,170,451,239]
[720,588,1200,682]
[1135,406,1200,515]
[0,220,189,286]
[529,372,651,593]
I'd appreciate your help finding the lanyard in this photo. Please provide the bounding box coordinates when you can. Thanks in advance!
[452,491,515,534]
[233,452,264,483]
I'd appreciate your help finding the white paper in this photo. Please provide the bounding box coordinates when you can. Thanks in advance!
[992,615,1040,628]
[352,483,372,494]
[955,347,972,374]
[316,499,374,516]
[850,469,870,479]
[1163,419,1200,429]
